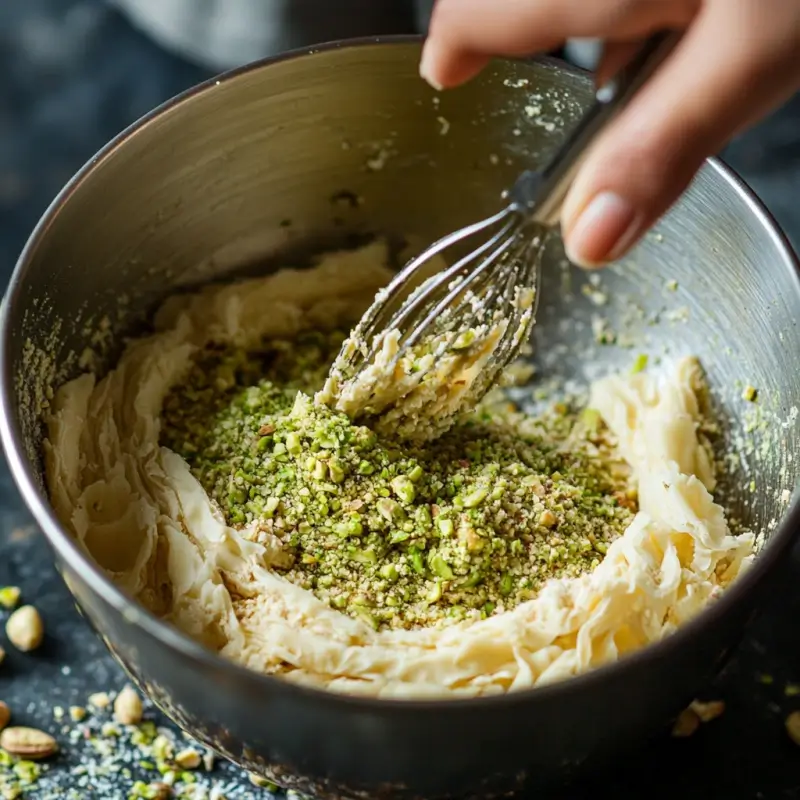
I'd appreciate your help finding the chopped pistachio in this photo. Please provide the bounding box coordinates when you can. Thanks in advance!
[88,692,112,710]
[539,510,557,528]
[452,330,476,350]
[160,331,634,631]
[671,708,700,738]
[0,587,21,611]
[689,699,725,723]
[174,747,201,769]
[742,384,758,402]
[437,518,454,537]
[630,353,648,374]
[391,475,416,504]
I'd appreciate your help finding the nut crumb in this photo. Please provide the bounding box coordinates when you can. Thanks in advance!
[114,684,143,725]
[0,587,21,610]
[690,699,725,723]
[175,747,202,770]
[88,691,111,709]
[5,605,44,652]
[671,708,701,738]
[785,710,800,745]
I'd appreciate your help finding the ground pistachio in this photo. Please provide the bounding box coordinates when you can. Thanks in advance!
[174,747,201,770]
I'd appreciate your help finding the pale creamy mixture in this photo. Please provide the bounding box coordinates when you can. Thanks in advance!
[44,241,755,698]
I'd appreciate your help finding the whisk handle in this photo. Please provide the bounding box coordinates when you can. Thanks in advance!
[514,31,676,226]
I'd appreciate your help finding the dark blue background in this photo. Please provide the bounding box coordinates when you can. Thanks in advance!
[2,1,800,796]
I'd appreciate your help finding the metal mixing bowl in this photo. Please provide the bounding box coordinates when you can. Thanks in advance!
[2,37,800,800]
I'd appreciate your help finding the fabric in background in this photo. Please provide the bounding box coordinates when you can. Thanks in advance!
[110,0,435,71]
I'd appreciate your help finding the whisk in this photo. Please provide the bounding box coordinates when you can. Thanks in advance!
[326,33,675,433]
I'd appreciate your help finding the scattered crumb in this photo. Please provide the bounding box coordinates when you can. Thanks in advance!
[0,588,21,611]
[690,699,726,723]
[671,708,701,738]
[786,711,800,746]
[630,354,648,375]
[87,692,112,710]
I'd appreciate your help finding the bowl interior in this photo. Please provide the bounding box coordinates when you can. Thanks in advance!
[6,39,800,578]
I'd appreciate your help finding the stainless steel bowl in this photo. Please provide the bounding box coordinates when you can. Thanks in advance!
[2,37,800,800]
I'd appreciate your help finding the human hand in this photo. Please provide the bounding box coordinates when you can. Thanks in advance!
[420,0,800,268]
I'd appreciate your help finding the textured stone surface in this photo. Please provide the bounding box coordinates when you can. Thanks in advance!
[2,1,800,796]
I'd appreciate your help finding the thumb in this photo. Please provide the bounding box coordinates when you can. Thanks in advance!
[561,1,800,268]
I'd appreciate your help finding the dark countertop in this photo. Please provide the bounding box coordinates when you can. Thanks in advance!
[2,1,800,797]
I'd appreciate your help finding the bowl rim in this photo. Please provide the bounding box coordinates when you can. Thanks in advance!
[2,34,800,713]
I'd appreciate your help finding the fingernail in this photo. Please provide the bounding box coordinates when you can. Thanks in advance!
[564,191,640,268]
[419,40,444,90]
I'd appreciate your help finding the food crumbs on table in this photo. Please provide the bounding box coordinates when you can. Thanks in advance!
[5,606,44,653]
[689,699,726,723]
[87,692,111,710]
[0,686,273,798]
[0,589,21,611]
[671,707,701,738]
[785,711,800,746]
[630,353,648,374]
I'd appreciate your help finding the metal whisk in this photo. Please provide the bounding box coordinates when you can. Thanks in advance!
[328,34,674,429]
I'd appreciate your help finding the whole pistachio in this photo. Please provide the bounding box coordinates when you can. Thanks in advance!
[0,726,58,759]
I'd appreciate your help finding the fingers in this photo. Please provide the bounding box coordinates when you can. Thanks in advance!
[420,0,698,89]
[561,0,800,267]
